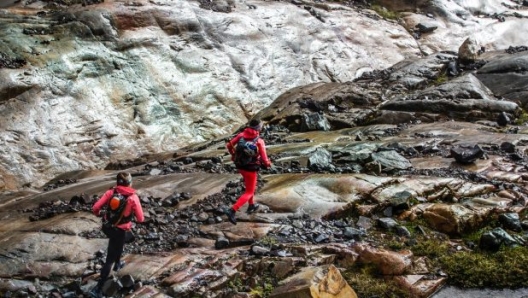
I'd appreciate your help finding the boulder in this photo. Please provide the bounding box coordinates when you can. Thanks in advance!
[458,37,480,63]
[269,265,357,298]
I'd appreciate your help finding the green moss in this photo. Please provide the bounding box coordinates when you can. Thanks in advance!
[514,109,528,125]
[439,246,528,288]
[410,237,528,288]
[228,275,243,290]
[412,238,450,258]
[343,264,410,298]
[433,72,448,85]
[371,5,400,20]
[250,287,264,297]
[248,269,280,297]
[386,239,405,250]
[258,235,279,247]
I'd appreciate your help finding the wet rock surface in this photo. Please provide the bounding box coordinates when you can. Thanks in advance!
[2,116,528,297]
[1,0,528,190]
[1,0,528,297]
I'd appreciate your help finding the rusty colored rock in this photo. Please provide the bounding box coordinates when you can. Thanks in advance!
[269,265,357,298]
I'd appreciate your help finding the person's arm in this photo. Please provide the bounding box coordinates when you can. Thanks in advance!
[132,195,145,223]
[258,139,271,168]
[93,189,112,216]
[226,134,242,158]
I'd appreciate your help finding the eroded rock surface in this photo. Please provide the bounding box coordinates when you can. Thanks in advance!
[1,118,528,297]
[1,0,527,190]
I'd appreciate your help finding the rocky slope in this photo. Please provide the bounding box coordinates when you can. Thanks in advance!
[1,41,528,297]
[1,0,528,297]
[1,0,527,190]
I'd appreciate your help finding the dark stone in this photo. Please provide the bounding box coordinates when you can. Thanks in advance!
[180,192,192,200]
[175,234,189,247]
[215,236,229,249]
[300,112,331,132]
[343,227,364,240]
[479,227,518,251]
[383,206,393,217]
[377,218,398,230]
[447,61,459,76]
[102,279,122,297]
[120,275,135,288]
[479,230,502,252]
[497,111,510,126]
[415,22,438,33]
[499,213,522,232]
[500,142,516,153]
[395,226,411,237]
[450,145,484,164]
[314,233,329,243]
[390,190,413,214]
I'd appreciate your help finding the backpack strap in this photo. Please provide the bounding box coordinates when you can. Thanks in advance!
[113,206,126,226]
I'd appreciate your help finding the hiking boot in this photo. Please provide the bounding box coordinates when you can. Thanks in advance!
[246,203,260,214]
[113,260,125,272]
[88,287,103,298]
[224,208,237,225]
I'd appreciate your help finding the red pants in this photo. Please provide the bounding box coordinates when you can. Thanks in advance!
[232,169,258,211]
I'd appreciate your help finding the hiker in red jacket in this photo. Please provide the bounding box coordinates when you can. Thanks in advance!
[224,119,271,224]
[89,172,144,298]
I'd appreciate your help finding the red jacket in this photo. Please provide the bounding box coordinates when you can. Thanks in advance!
[93,185,145,231]
[227,127,271,168]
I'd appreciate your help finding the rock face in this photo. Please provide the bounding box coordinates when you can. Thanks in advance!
[0,0,419,189]
[1,117,528,297]
[476,50,528,108]
[256,50,524,132]
[1,0,528,190]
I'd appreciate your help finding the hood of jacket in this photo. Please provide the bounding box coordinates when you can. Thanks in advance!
[240,127,260,140]
[115,185,136,196]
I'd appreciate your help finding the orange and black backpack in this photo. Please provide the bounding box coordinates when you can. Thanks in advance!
[102,189,131,230]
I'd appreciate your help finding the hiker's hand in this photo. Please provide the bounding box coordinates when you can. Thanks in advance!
[230,155,235,162]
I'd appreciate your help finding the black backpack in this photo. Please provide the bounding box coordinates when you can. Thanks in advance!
[234,137,260,170]
[102,189,131,230]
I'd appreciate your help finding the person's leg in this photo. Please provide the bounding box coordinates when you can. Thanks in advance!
[114,231,134,271]
[246,172,261,213]
[232,169,258,211]
[94,229,126,292]
[113,248,125,272]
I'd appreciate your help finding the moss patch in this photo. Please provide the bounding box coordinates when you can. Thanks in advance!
[343,264,410,298]
[440,246,528,288]
[514,109,528,125]
[412,237,528,288]
[371,5,400,20]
